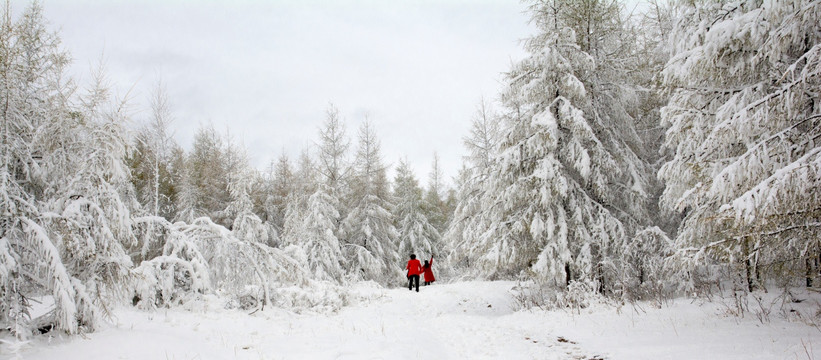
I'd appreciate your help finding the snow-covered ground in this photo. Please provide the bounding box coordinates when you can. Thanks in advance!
[6,281,820,360]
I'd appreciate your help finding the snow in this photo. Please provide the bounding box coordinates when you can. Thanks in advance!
[9,281,819,360]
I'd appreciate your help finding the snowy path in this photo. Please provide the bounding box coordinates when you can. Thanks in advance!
[10,281,820,360]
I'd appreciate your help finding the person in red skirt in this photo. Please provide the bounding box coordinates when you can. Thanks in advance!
[422,255,435,286]
[406,254,423,292]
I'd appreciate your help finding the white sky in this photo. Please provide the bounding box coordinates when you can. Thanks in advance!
[27,0,533,186]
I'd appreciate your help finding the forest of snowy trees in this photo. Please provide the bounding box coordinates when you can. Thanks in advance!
[1,0,819,340]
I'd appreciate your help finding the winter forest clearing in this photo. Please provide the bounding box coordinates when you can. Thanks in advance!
[2,0,821,359]
[16,282,821,359]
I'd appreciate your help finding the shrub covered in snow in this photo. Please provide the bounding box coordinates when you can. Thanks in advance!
[130,219,211,309]
[512,278,612,312]
[620,227,676,304]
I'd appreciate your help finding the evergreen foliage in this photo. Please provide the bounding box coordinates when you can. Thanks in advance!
[394,158,440,260]
[0,2,133,338]
[2,0,819,339]
[341,121,401,286]
[461,0,655,298]
[659,0,821,292]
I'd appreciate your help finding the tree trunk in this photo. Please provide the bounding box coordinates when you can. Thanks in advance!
[565,262,571,287]
[817,252,821,286]
[743,236,754,292]
[754,251,761,289]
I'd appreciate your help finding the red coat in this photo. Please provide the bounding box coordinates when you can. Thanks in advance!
[406,259,423,276]
[422,258,435,282]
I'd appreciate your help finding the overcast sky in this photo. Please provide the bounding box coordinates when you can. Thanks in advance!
[27,0,533,186]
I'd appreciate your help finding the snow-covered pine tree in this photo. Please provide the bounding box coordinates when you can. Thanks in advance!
[171,145,198,223]
[443,165,473,272]
[422,152,447,233]
[445,98,502,272]
[43,64,136,311]
[296,147,319,200]
[301,184,345,282]
[1,2,134,337]
[225,144,268,244]
[621,226,673,303]
[179,216,306,310]
[299,104,352,279]
[394,158,440,260]
[613,0,678,300]
[470,0,654,295]
[341,120,401,285]
[281,148,317,248]
[217,131,244,228]
[262,152,293,242]
[281,106,356,282]
[281,195,305,249]
[0,2,85,338]
[131,217,211,310]
[130,80,176,220]
[187,123,229,222]
[127,80,179,263]
[659,0,821,291]
[316,103,351,200]
[247,163,269,225]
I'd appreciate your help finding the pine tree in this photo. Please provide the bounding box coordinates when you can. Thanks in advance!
[301,185,345,282]
[310,104,350,261]
[281,148,317,248]
[316,103,351,198]
[186,124,228,222]
[394,158,439,259]
[50,65,136,306]
[422,152,447,233]
[131,217,211,310]
[445,98,502,271]
[659,0,821,291]
[264,151,293,239]
[341,120,400,285]
[1,2,134,336]
[468,0,654,294]
[225,144,268,244]
[0,2,84,337]
[127,81,179,263]
[172,145,198,223]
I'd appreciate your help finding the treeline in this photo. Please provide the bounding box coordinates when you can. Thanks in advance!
[1,1,454,339]
[448,0,820,309]
[2,0,820,340]
[130,101,456,284]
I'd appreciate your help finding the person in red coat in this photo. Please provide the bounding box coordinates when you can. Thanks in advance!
[422,256,435,286]
[406,254,422,292]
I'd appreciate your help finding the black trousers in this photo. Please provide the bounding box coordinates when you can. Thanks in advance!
[408,275,420,292]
